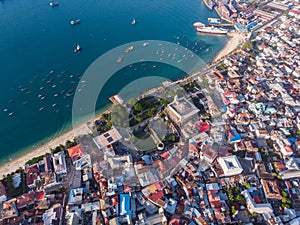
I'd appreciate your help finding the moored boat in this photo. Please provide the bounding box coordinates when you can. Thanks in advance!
[49,2,59,7]
[208,18,221,25]
[194,22,227,35]
[131,18,136,25]
[124,46,134,53]
[70,19,80,25]
[117,55,124,63]
[74,44,81,53]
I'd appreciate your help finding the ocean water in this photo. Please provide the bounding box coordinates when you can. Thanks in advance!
[0,0,227,164]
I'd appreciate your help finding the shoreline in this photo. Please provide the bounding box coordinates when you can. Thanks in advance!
[0,107,110,177]
[0,32,245,178]
[213,31,245,62]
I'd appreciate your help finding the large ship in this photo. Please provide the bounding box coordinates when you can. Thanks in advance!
[193,22,228,35]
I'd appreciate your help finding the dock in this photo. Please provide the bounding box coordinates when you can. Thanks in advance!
[209,23,234,27]
[109,94,125,105]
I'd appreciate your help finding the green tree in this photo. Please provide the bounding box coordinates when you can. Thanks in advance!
[244,182,251,189]
[282,190,288,198]
[231,205,236,215]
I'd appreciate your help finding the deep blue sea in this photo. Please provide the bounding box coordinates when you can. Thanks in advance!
[0,0,227,164]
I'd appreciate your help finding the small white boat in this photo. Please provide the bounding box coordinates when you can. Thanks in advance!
[39,107,45,111]
[143,42,149,47]
[52,103,57,107]
[131,18,136,25]
[70,19,80,25]
[49,2,59,7]
[9,112,14,116]
[74,44,81,53]
[3,109,8,112]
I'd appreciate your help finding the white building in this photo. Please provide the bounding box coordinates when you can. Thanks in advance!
[218,155,243,177]
[242,190,273,214]
[166,96,199,127]
[53,152,67,176]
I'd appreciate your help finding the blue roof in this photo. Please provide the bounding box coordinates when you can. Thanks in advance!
[120,194,131,216]
[246,21,257,29]
[229,127,242,143]
[288,137,297,143]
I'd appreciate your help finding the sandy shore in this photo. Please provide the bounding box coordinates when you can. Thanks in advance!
[0,122,92,177]
[214,31,245,62]
[0,32,246,178]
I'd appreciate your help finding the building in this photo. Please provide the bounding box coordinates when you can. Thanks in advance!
[242,190,273,214]
[16,192,35,211]
[25,163,40,189]
[43,204,63,225]
[68,188,83,205]
[53,152,67,177]
[218,155,243,177]
[222,92,239,105]
[93,126,122,149]
[165,96,199,127]
[261,179,282,200]
[44,155,54,173]
[0,181,7,203]
[120,194,131,216]
[67,144,85,162]
[203,145,218,163]
[241,190,273,214]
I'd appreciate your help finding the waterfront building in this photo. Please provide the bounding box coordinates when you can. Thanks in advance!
[165,96,199,127]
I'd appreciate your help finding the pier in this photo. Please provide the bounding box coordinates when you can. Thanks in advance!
[208,23,234,27]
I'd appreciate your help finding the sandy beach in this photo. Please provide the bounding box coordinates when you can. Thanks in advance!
[0,32,245,179]
[214,31,245,62]
[0,122,92,177]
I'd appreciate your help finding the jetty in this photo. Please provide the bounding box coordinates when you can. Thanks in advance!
[109,94,125,105]
[209,23,234,27]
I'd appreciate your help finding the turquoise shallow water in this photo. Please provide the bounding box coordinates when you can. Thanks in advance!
[0,0,227,164]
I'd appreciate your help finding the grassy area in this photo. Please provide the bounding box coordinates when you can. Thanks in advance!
[182,80,201,93]
[133,126,150,140]
[94,112,113,134]
[25,153,50,166]
[132,135,156,151]
[2,170,26,198]
[132,96,159,115]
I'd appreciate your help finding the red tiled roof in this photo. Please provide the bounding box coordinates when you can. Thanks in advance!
[67,144,85,161]
[195,122,210,133]
[25,164,39,186]
[37,191,45,201]
[150,190,164,201]
[284,146,293,153]
[16,192,35,209]
[253,195,261,204]
[160,152,170,159]
[111,196,119,206]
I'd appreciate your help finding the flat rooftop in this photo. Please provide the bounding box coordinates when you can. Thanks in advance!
[94,126,122,149]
